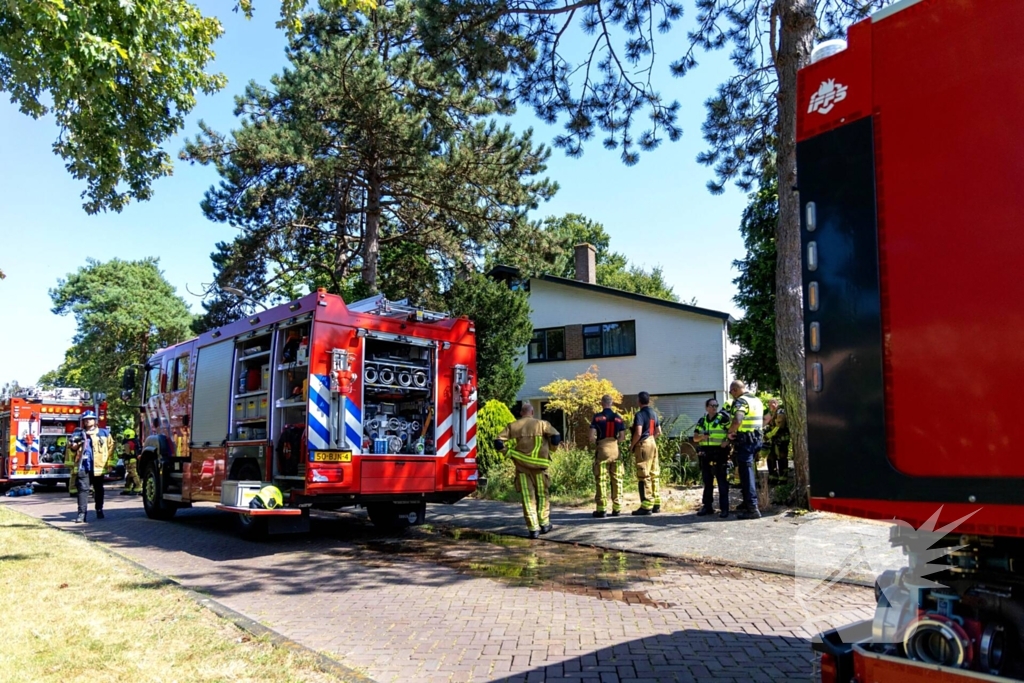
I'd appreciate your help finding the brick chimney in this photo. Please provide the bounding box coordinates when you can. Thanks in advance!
[574,243,597,285]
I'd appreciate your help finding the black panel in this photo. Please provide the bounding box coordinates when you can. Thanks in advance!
[800,118,1024,505]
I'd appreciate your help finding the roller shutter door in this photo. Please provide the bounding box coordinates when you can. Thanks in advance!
[650,393,714,436]
[191,340,234,446]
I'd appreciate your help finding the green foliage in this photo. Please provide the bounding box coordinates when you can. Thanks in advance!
[547,448,594,496]
[184,1,556,300]
[476,399,515,477]
[540,365,622,445]
[446,274,532,405]
[46,258,194,429]
[0,0,225,213]
[729,176,781,393]
[492,213,681,302]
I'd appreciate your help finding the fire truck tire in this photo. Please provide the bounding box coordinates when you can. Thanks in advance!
[367,502,426,532]
[142,462,177,521]
[233,462,269,541]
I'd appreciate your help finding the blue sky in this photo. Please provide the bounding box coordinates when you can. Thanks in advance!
[0,2,750,387]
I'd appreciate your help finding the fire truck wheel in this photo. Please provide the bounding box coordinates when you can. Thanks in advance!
[233,463,269,540]
[366,503,407,532]
[142,462,177,521]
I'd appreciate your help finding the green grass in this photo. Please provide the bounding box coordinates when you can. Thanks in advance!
[0,505,353,683]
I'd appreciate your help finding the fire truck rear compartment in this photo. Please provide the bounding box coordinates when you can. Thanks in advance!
[361,338,435,455]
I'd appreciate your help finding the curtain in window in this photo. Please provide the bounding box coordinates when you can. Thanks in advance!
[602,322,635,355]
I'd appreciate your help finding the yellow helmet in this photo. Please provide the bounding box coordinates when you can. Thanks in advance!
[56,436,67,446]
[122,428,136,439]
[249,485,283,510]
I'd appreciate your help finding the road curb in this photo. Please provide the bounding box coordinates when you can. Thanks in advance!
[46,515,378,683]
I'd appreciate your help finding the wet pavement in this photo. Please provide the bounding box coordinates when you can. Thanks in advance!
[2,488,877,682]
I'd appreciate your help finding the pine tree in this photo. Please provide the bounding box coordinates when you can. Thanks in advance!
[183,1,556,303]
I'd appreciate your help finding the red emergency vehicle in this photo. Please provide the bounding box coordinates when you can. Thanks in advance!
[798,0,1024,680]
[0,387,108,489]
[131,289,478,537]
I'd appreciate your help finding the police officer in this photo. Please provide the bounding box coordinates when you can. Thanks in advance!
[589,394,626,518]
[67,411,113,523]
[630,391,661,515]
[693,397,730,518]
[495,403,562,539]
[726,380,764,520]
[765,399,790,481]
[120,428,142,495]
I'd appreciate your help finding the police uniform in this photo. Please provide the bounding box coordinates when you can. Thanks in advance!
[632,406,661,512]
[120,430,142,495]
[766,405,790,480]
[590,408,625,515]
[70,425,113,521]
[731,393,764,513]
[497,416,561,535]
[694,411,730,515]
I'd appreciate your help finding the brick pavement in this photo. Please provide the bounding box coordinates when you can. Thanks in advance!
[2,490,876,682]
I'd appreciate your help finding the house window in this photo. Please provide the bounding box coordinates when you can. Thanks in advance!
[528,327,565,362]
[583,320,636,358]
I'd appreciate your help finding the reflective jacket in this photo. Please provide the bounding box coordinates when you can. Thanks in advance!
[694,413,729,447]
[732,394,764,433]
[498,418,560,471]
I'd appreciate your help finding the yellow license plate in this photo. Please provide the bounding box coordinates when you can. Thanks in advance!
[313,450,352,463]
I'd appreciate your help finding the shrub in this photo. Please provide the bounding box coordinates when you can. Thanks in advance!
[547,447,594,496]
[476,399,515,477]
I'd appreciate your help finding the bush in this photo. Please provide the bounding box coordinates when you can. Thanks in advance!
[479,457,517,501]
[547,447,594,496]
[476,399,515,477]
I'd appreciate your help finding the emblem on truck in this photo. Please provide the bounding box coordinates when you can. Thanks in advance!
[807,79,848,115]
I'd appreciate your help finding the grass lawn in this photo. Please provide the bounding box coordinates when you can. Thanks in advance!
[0,505,352,683]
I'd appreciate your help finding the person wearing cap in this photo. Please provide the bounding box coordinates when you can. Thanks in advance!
[589,394,626,518]
[67,411,112,523]
[120,428,142,496]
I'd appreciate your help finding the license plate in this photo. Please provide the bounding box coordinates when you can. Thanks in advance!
[313,450,352,463]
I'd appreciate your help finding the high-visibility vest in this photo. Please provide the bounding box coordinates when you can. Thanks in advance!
[695,414,729,447]
[735,394,764,432]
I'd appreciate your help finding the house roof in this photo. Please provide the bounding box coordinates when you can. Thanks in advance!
[487,266,733,322]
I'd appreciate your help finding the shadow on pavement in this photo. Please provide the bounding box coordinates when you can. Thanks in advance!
[490,629,812,683]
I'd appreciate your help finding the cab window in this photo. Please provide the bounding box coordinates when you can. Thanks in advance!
[145,364,162,400]
[174,355,189,391]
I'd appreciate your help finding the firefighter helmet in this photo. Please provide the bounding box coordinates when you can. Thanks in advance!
[56,436,67,446]
[122,428,136,439]
[249,485,283,510]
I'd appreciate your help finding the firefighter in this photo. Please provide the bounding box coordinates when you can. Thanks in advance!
[494,403,562,539]
[589,394,626,518]
[68,411,112,523]
[630,391,661,515]
[693,398,730,518]
[726,380,764,520]
[120,428,142,495]
[765,399,790,482]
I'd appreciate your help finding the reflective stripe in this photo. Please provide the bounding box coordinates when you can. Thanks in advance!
[735,393,764,432]
[696,415,729,447]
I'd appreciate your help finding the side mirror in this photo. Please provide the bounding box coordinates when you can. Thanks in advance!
[122,367,136,392]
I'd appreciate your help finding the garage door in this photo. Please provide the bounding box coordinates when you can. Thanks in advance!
[650,393,715,436]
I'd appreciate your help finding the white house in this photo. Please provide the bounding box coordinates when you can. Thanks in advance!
[491,244,732,434]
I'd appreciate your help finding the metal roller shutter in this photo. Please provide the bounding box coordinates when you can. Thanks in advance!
[191,340,234,446]
[650,393,714,436]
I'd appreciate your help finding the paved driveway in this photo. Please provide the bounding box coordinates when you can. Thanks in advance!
[3,490,874,682]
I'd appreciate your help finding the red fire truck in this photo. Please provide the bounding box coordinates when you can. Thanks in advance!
[798,0,1024,680]
[0,387,108,489]
[129,289,479,538]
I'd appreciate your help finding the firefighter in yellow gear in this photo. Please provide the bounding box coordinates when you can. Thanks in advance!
[495,403,562,539]
[589,394,626,518]
[120,428,142,495]
[630,391,662,515]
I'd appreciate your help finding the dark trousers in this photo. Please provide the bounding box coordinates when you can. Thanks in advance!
[767,440,790,478]
[733,437,760,509]
[699,447,729,512]
[76,471,104,515]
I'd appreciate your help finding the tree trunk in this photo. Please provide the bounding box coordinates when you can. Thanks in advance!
[773,0,816,507]
[362,172,382,293]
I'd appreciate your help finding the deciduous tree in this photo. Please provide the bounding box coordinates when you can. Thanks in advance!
[47,258,194,428]
[540,365,622,445]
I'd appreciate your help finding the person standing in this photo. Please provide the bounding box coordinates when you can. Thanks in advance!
[630,391,661,516]
[495,403,562,539]
[68,411,112,523]
[765,399,790,481]
[589,394,626,518]
[726,380,764,520]
[693,398,731,518]
[120,428,142,496]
